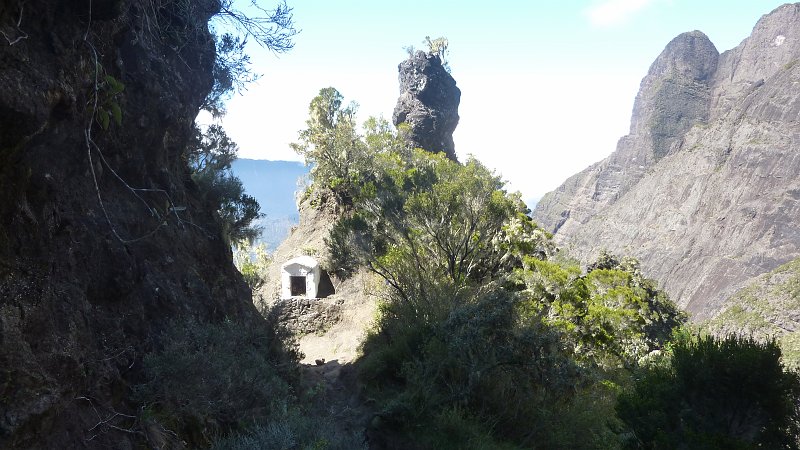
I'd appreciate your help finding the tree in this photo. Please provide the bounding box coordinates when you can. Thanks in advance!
[187,2,297,241]
[519,252,685,369]
[203,1,297,116]
[188,124,262,244]
[215,0,296,53]
[617,334,800,449]
[203,33,256,117]
[327,149,553,313]
[291,87,371,206]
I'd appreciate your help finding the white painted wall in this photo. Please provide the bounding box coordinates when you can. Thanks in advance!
[280,256,321,299]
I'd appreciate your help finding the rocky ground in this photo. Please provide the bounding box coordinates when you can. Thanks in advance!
[272,270,380,449]
[299,360,370,448]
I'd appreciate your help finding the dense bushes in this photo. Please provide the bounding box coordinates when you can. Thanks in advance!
[134,314,372,449]
[290,86,676,447]
[134,316,300,446]
[294,85,800,448]
[211,412,366,450]
[520,253,686,370]
[360,288,623,448]
[617,334,800,449]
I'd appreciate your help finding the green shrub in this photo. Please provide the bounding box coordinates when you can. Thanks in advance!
[134,316,300,445]
[211,411,366,450]
[616,334,800,449]
[520,253,685,370]
[359,288,618,448]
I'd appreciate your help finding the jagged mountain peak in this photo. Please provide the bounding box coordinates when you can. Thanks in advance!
[646,30,718,82]
[532,3,800,320]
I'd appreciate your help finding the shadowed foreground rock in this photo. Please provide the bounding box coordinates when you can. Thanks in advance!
[392,51,461,160]
[0,1,261,447]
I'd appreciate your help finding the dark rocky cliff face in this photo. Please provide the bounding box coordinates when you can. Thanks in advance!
[0,1,259,447]
[392,51,461,160]
[533,3,800,320]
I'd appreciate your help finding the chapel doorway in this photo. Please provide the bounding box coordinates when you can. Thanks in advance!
[290,276,306,296]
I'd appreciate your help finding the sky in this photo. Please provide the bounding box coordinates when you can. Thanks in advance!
[211,0,789,204]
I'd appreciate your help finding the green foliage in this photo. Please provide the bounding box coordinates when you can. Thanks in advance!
[360,287,620,448]
[211,411,366,450]
[424,35,450,71]
[327,148,553,309]
[291,88,414,208]
[87,62,125,131]
[200,1,296,116]
[291,87,372,205]
[204,33,256,117]
[616,334,800,449]
[134,317,300,445]
[233,241,272,291]
[519,251,686,369]
[296,88,650,446]
[188,124,263,244]
[95,72,125,130]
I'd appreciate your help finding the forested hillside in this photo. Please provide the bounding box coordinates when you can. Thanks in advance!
[256,46,800,447]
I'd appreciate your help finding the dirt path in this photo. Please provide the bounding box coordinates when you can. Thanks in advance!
[299,359,372,449]
[293,275,379,449]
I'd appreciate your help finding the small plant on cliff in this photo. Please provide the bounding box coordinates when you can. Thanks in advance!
[234,241,272,290]
[424,35,450,71]
[94,69,125,130]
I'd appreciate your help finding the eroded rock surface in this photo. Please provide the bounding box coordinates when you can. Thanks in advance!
[0,1,259,447]
[533,4,800,320]
[392,51,461,160]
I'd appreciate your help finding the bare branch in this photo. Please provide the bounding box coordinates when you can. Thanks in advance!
[215,0,298,53]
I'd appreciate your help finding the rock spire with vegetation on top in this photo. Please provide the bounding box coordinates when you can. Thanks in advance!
[392,50,461,160]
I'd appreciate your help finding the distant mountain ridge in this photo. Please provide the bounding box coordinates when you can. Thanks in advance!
[533,3,800,320]
[231,159,309,249]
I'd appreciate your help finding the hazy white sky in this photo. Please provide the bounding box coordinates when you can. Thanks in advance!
[214,0,788,203]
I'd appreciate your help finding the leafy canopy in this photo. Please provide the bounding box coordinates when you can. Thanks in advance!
[329,149,554,312]
[518,251,686,369]
[291,87,372,205]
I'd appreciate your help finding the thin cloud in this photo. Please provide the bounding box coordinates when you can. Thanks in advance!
[584,0,657,27]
